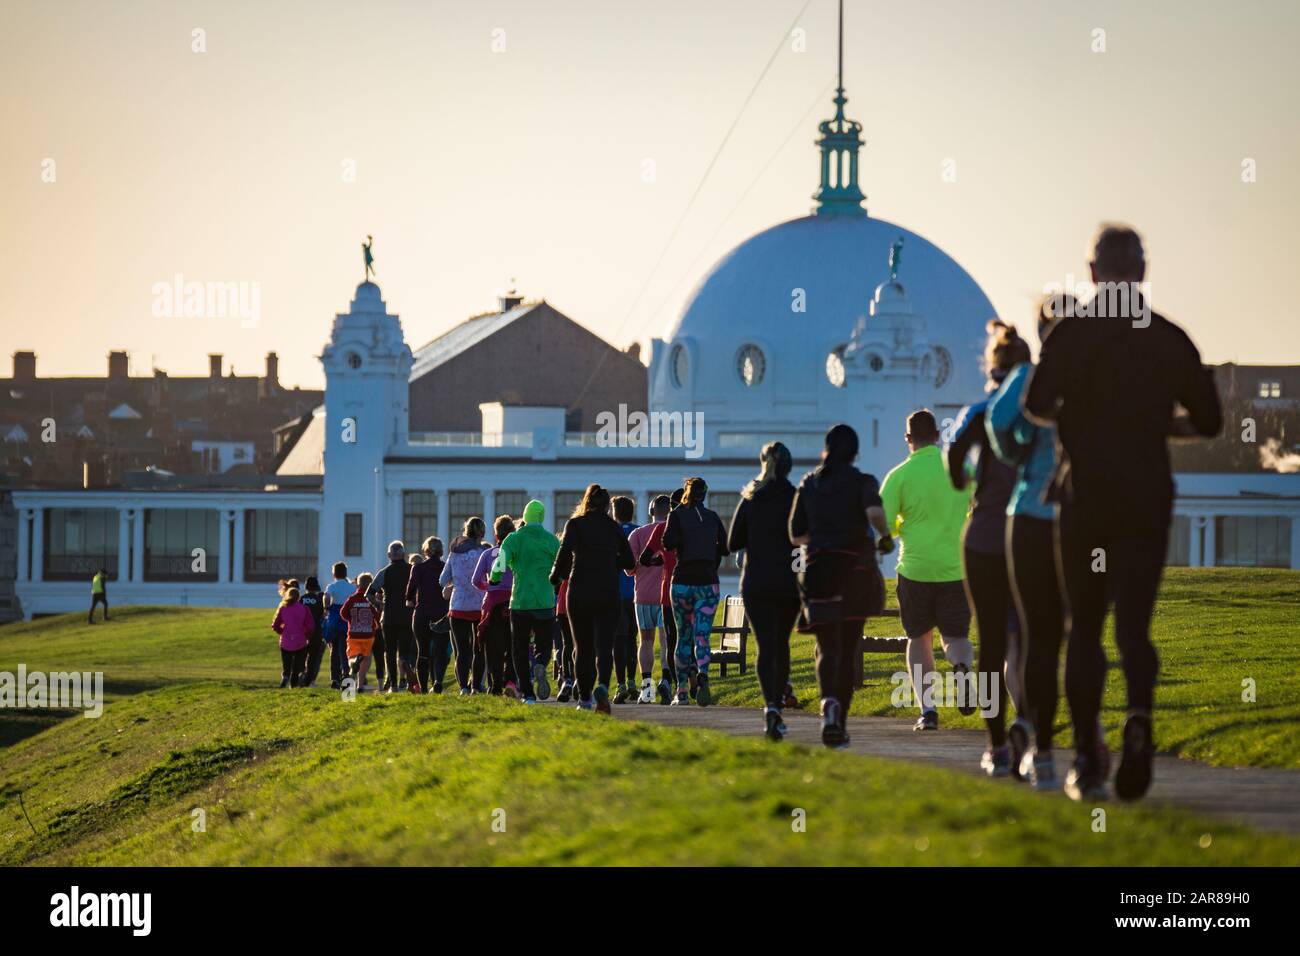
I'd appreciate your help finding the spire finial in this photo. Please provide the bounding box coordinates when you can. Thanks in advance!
[813,0,866,217]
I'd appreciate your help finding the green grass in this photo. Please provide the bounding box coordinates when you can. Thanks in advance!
[708,568,1300,770]
[0,570,1297,866]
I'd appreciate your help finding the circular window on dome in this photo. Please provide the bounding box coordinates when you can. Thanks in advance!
[826,345,847,388]
[867,353,885,373]
[932,346,952,388]
[670,344,689,389]
[736,344,766,387]
[346,352,363,370]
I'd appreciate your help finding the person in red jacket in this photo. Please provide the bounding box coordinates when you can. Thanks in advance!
[638,487,683,701]
[271,587,315,688]
[340,573,380,692]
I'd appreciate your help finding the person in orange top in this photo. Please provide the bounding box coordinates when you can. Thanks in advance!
[340,573,380,692]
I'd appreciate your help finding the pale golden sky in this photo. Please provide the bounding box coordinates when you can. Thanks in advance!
[3,0,1298,387]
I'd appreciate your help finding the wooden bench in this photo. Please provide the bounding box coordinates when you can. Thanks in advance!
[709,594,749,678]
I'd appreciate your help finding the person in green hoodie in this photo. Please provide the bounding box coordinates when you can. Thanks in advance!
[490,499,562,703]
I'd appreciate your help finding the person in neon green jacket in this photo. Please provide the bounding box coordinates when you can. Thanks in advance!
[490,499,561,701]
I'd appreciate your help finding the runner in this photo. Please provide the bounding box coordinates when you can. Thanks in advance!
[1024,224,1222,801]
[549,484,636,713]
[406,537,451,694]
[299,576,326,688]
[728,442,800,741]
[322,562,353,689]
[554,578,576,701]
[88,568,109,623]
[491,499,561,703]
[987,295,1073,789]
[627,495,670,704]
[879,409,974,731]
[661,477,729,707]
[340,573,380,692]
[474,516,516,695]
[271,585,314,688]
[947,321,1027,775]
[638,488,685,703]
[368,541,419,693]
[790,424,891,748]
[440,518,490,694]
[611,496,640,703]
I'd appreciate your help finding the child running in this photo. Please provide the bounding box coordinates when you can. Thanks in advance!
[272,586,314,688]
[322,562,353,689]
[627,495,670,704]
[340,573,380,692]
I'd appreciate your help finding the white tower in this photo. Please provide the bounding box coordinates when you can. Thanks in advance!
[319,279,412,577]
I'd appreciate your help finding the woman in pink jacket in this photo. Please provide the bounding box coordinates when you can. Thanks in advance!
[272,587,315,688]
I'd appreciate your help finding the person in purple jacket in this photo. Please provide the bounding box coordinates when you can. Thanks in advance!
[406,537,450,694]
[271,587,315,688]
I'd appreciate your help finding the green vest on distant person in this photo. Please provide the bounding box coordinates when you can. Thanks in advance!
[92,571,106,595]
[879,444,972,582]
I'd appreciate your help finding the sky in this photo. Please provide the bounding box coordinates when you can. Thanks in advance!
[3,0,1298,388]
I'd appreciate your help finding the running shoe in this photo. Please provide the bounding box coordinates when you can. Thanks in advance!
[637,679,655,704]
[671,690,690,706]
[657,679,672,705]
[688,673,699,700]
[432,682,443,694]
[821,698,845,748]
[576,698,594,711]
[980,746,1011,778]
[764,706,785,742]
[504,681,519,700]
[1114,712,1155,802]
[1026,750,1059,791]
[1063,753,1109,802]
[613,683,630,704]
[914,710,939,732]
[408,679,423,695]
[522,696,537,705]
[533,662,551,702]
[954,663,977,716]
[459,686,472,697]
[695,675,712,708]
[1007,718,1032,782]
[782,683,801,710]
[556,679,573,703]
[593,684,611,715]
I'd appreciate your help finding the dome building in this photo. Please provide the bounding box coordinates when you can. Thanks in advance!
[648,35,995,477]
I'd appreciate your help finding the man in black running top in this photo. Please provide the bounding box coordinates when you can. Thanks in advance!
[1024,224,1221,803]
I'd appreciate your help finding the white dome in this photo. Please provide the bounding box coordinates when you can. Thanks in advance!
[650,213,995,434]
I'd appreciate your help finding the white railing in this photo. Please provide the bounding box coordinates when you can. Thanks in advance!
[407,432,533,448]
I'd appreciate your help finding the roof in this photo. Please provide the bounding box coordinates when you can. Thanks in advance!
[276,406,325,476]
[409,302,542,380]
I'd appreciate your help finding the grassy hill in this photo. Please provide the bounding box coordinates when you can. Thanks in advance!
[1,567,1297,866]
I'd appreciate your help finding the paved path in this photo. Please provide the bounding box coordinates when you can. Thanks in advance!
[555,700,1300,834]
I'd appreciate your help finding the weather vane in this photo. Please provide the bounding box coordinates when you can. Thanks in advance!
[362,235,376,281]
[888,236,904,281]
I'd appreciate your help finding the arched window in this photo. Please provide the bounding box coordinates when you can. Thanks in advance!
[670,344,689,389]
[736,344,766,386]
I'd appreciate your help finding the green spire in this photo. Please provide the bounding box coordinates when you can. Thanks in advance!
[813,0,866,217]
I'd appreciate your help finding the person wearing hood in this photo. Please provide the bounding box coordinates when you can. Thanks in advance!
[728,442,800,741]
[790,424,892,748]
[491,498,561,703]
[661,477,729,707]
[948,321,1029,778]
[440,517,490,694]
[550,484,636,713]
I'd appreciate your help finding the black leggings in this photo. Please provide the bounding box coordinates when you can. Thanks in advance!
[568,597,620,702]
[1057,504,1167,754]
[280,647,307,687]
[1008,515,1065,751]
[555,616,575,681]
[743,591,800,707]
[382,621,414,689]
[414,612,451,691]
[477,609,510,693]
[613,600,638,685]
[963,544,1012,746]
[510,610,554,698]
[812,619,861,716]
[661,601,677,683]
[449,617,477,690]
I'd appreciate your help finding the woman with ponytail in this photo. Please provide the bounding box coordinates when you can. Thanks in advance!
[661,477,729,706]
[728,442,800,740]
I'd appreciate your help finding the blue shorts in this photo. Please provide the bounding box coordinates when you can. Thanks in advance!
[634,603,664,630]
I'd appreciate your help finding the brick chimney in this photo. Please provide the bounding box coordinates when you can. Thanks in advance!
[13,351,35,380]
[108,351,129,379]
[209,354,222,378]
[259,352,280,399]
